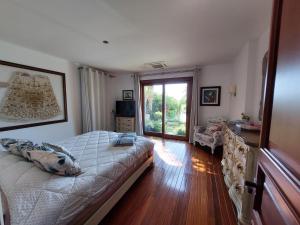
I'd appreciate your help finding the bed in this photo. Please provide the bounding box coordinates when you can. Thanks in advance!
[0,131,154,225]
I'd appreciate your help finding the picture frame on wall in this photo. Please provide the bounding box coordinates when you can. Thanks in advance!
[200,86,221,106]
[123,90,134,100]
[0,60,68,131]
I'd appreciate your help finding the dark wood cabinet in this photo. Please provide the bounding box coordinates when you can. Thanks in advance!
[251,0,300,224]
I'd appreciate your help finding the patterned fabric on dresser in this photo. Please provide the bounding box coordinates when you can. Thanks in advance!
[221,124,258,225]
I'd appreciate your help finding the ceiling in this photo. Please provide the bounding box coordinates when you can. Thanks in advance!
[0,0,272,72]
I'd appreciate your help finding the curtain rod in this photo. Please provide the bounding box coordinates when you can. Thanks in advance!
[78,66,115,78]
[141,68,199,76]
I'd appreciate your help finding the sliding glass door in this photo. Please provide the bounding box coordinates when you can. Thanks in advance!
[165,83,188,136]
[141,78,192,140]
[144,84,163,133]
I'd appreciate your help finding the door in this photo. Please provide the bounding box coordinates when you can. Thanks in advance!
[250,0,300,225]
[141,78,192,141]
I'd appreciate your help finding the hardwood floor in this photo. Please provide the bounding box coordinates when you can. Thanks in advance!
[100,138,237,225]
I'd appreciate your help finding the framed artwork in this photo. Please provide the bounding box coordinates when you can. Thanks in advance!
[200,86,221,106]
[0,60,68,131]
[123,90,134,100]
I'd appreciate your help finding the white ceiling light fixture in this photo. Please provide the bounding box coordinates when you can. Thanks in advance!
[144,61,168,70]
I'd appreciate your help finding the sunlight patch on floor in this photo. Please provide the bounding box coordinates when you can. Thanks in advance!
[164,171,186,192]
[191,157,217,174]
[152,139,183,167]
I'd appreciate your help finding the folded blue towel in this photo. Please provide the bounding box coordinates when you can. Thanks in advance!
[113,133,137,146]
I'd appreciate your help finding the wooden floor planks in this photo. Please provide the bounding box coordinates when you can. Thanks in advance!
[100,138,237,225]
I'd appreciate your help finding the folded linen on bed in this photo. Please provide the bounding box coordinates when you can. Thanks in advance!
[113,133,137,147]
[0,138,81,176]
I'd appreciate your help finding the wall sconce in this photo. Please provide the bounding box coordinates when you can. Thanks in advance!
[229,84,237,97]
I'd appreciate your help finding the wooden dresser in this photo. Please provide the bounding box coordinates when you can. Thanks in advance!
[116,117,135,132]
[222,123,260,225]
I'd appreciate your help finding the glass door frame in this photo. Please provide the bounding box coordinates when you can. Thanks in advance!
[141,77,193,141]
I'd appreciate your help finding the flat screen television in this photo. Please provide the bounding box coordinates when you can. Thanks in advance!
[116,101,135,117]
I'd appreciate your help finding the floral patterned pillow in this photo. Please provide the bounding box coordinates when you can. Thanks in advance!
[0,138,81,176]
[42,142,76,161]
[0,138,35,159]
[27,150,81,176]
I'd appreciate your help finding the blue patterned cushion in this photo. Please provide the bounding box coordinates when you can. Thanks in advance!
[0,138,81,176]
[42,142,76,161]
[0,138,35,159]
[27,150,81,176]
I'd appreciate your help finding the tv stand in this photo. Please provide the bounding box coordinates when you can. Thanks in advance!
[116,116,135,132]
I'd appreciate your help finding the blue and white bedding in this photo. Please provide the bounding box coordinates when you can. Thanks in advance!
[0,139,81,177]
[0,131,154,225]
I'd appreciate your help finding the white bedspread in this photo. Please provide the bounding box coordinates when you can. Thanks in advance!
[0,131,154,225]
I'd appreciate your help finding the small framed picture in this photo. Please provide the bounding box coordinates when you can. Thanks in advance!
[123,90,134,100]
[200,86,221,106]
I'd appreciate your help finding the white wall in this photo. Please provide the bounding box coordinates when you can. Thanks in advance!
[0,40,81,142]
[198,63,233,125]
[230,42,250,120]
[229,29,270,121]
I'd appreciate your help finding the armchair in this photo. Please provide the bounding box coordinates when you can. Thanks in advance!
[193,123,224,154]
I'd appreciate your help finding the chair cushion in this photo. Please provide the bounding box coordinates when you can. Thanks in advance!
[195,133,214,143]
[204,124,222,135]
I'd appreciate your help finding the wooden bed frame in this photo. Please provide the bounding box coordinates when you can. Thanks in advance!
[0,156,154,225]
[84,156,153,225]
[0,193,4,225]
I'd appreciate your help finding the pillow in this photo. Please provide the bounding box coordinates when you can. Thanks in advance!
[121,132,137,140]
[0,138,81,176]
[27,150,81,176]
[0,138,35,159]
[113,133,137,147]
[42,142,76,161]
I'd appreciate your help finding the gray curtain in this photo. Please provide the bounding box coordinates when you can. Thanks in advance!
[79,67,108,133]
[189,68,201,143]
[134,73,143,135]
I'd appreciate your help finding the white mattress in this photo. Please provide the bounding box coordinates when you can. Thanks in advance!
[0,131,154,225]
